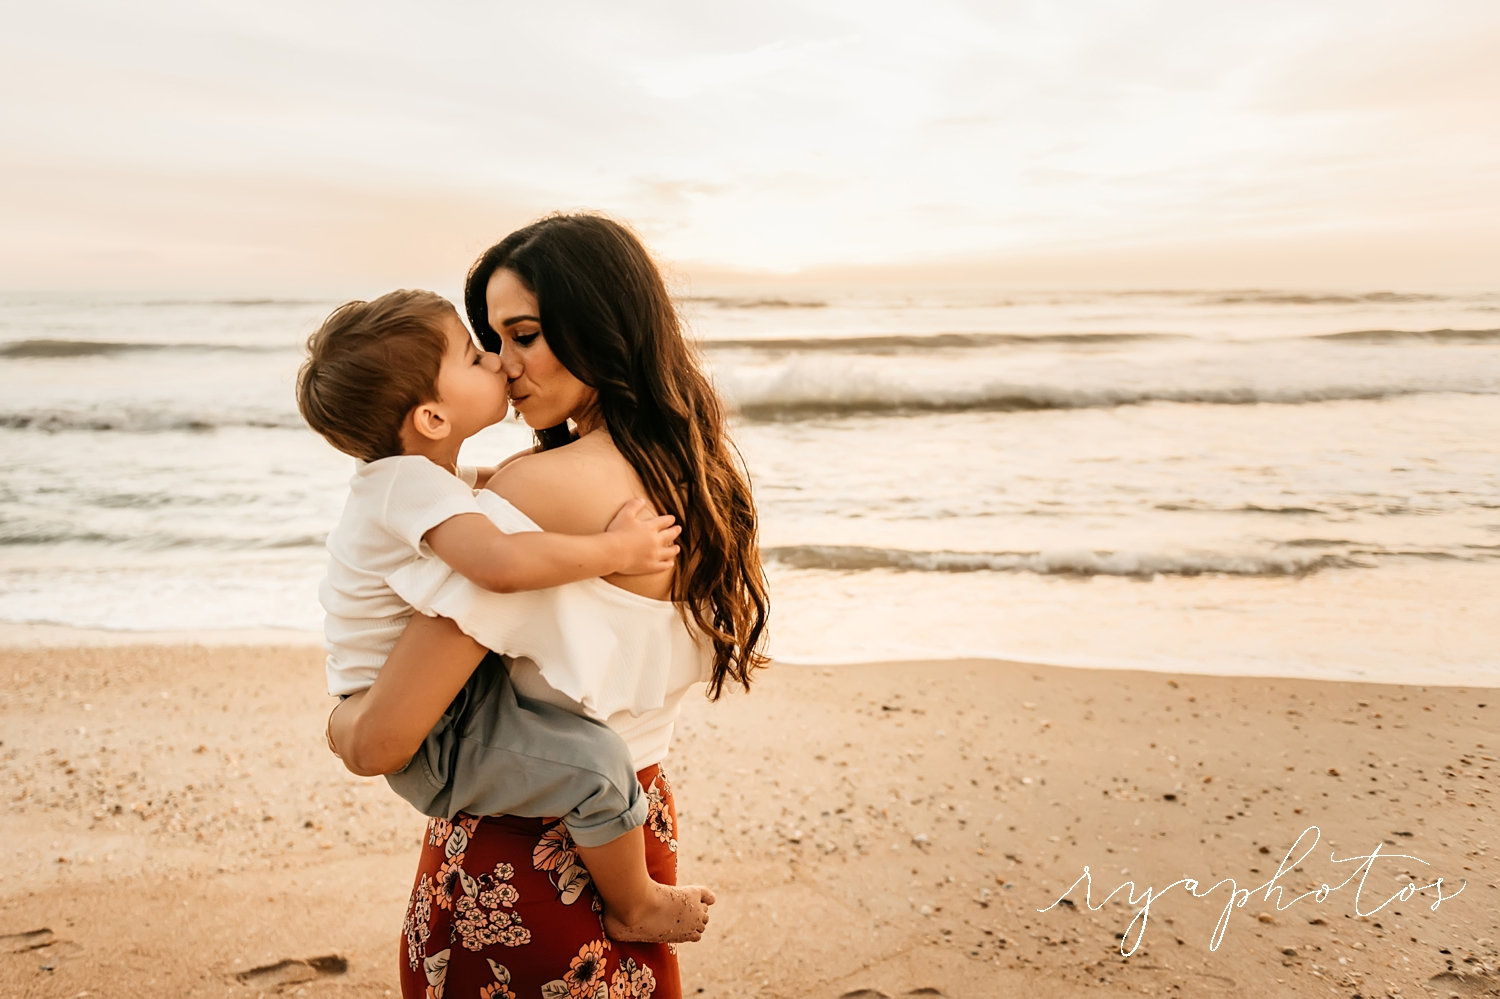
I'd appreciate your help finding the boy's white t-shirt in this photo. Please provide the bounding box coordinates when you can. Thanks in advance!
[320,455,481,697]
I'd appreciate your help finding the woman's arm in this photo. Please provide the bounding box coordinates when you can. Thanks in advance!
[328,612,487,776]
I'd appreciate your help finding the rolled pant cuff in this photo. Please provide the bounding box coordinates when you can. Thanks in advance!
[562,792,649,848]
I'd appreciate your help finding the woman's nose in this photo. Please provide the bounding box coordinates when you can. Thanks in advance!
[497,348,523,378]
[479,351,502,373]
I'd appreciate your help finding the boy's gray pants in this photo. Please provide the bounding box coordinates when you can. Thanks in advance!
[384,652,647,847]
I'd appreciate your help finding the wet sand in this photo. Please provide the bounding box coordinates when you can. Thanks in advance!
[1,637,1496,997]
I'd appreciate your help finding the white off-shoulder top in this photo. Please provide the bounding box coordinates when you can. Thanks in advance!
[386,490,711,770]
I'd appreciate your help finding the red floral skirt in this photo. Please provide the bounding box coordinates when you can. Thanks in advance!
[399,765,681,999]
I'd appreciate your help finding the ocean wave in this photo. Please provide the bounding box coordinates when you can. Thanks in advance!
[9,326,1494,365]
[683,289,1469,310]
[0,338,285,359]
[764,544,1363,577]
[0,524,325,551]
[0,408,302,433]
[729,373,1482,421]
[1204,291,1448,306]
[1311,328,1500,344]
[682,295,828,309]
[684,292,834,307]
[139,297,330,308]
[1279,537,1363,548]
[702,326,1500,354]
[704,331,1181,352]
[0,526,122,547]
[1155,501,1329,515]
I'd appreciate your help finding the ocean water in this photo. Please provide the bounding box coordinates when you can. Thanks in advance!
[2,288,1497,685]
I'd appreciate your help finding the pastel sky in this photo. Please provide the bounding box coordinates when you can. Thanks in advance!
[2,0,1497,293]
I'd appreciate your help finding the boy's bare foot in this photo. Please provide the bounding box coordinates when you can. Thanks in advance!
[602,882,715,943]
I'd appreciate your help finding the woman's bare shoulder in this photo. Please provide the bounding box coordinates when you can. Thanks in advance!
[486,432,650,534]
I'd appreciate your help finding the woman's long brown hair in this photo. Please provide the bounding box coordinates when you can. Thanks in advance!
[465,213,769,697]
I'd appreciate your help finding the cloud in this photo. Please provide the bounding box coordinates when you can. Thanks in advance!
[0,159,543,294]
[1,0,1497,287]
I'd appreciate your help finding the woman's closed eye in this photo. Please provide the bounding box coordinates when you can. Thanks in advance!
[511,332,540,347]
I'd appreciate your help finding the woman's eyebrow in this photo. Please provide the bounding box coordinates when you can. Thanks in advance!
[501,315,541,328]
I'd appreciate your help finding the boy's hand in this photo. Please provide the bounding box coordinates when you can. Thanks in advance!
[607,498,681,575]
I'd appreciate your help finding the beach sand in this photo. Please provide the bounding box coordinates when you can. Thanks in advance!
[1,637,1496,997]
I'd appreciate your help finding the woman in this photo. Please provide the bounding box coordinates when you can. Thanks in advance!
[329,213,768,998]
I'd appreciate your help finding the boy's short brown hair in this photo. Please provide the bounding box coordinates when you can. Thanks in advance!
[296,289,455,462]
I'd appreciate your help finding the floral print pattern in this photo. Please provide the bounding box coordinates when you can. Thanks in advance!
[643,771,676,854]
[398,764,679,999]
[479,958,516,999]
[610,958,657,999]
[404,874,433,971]
[550,938,610,997]
[532,822,595,906]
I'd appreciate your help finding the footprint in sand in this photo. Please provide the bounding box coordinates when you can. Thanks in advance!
[1427,970,1500,998]
[1,929,54,953]
[234,954,348,989]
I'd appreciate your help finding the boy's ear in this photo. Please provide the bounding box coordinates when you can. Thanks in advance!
[407,401,452,442]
